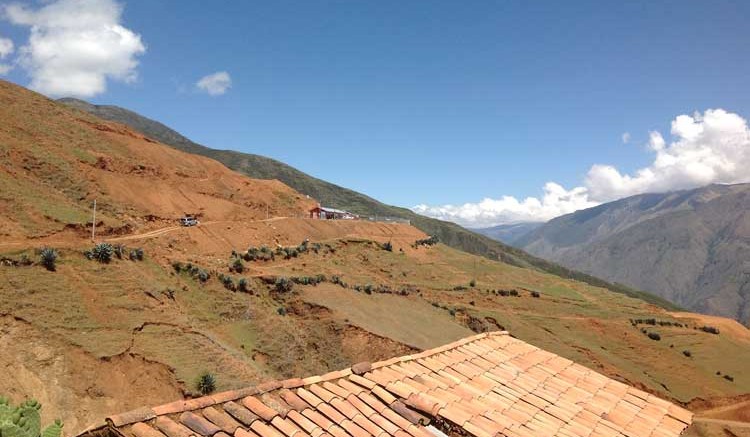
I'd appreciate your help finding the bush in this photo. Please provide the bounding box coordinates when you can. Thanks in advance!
[509,290,519,297]
[129,248,144,261]
[682,350,692,357]
[113,244,126,259]
[469,279,476,288]
[382,241,393,252]
[90,243,114,263]
[231,258,244,273]
[277,307,287,316]
[39,248,58,271]
[723,374,734,382]
[700,325,720,335]
[413,236,439,247]
[364,284,373,295]
[531,291,541,298]
[647,332,661,341]
[238,278,249,292]
[0,397,63,437]
[275,277,294,293]
[221,275,235,291]
[196,372,216,395]
[172,261,183,272]
[197,270,209,283]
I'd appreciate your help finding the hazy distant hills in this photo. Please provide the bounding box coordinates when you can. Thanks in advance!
[473,222,543,245]
[517,183,750,324]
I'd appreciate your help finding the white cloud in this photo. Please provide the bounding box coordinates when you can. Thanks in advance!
[414,109,750,227]
[2,0,146,98]
[196,71,231,96]
[621,132,631,144]
[413,182,598,226]
[0,36,13,74]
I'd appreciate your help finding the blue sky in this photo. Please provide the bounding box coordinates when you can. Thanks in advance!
[2,1,750,226]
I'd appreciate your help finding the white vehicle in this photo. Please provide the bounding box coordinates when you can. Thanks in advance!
[180,216,199,227]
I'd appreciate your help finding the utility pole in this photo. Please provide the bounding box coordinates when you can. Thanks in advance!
[91,199,97,241]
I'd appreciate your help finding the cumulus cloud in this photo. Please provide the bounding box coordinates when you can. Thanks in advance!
[0,36,13,74]
[414,109,750,227]
[413,183,598,226]
[2,0,146,98]
[621,132,631,144]
[196,71,232,96]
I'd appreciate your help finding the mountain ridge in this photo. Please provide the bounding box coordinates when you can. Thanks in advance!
[517,183,750,324]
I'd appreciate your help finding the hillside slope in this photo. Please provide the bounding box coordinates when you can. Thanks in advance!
[0,82,312,240]
[57,97,678,309]
[517,184,750,324]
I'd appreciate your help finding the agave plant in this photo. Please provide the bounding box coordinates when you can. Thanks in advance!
[38,248,58,272]
[0,397,62,437]
[195,372,216,395]
[90,243,114,263]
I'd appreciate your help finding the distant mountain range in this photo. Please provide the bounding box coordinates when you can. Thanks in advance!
[473,222,543,245]
[516,183,750,324]
[58,97,676,308]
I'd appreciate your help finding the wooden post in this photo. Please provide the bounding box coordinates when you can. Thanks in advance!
[91,199,97,241]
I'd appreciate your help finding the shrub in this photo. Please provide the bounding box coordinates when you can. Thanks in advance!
[221,275,235,291]
[39,248,58,271]
[382,241,393,252]
[275,277,294,293]
[700,325,720,335]
[172,261,183,272]
[238,278,249,292]
[413,236,439,247]
[364,284,373,295]
[469,279,476,288]
[129,248,144,261]
[0,397,63,437]
[448,308,456,316]
[113,244,126,259]
[231,258,244,273]
[195,372,216,395]
[277,307,287,316]
[724,374,734,382]
[682,350,691,357]
[90,243,114,263]
[531,291,541,298]
[509,290,519,297]
[647,332,661,341]
[197,270,209,283]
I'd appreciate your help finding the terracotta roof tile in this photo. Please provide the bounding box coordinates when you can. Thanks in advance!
[243,396,280,422]
[130,423,167,437]
[279,390,311,412]
[94,331,690,437]
[223,401,261,426]
[250,420,285,437]
[154,416,194,437]
[286,410,320,435]
[179,411,222,436]
[270,416,305,437]
[202,406,243,435]
[235,428,262,437]
[338,420,369,437]
[301,410,335,431]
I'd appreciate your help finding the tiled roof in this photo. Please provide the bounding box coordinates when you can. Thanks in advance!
[91,332,692,437]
